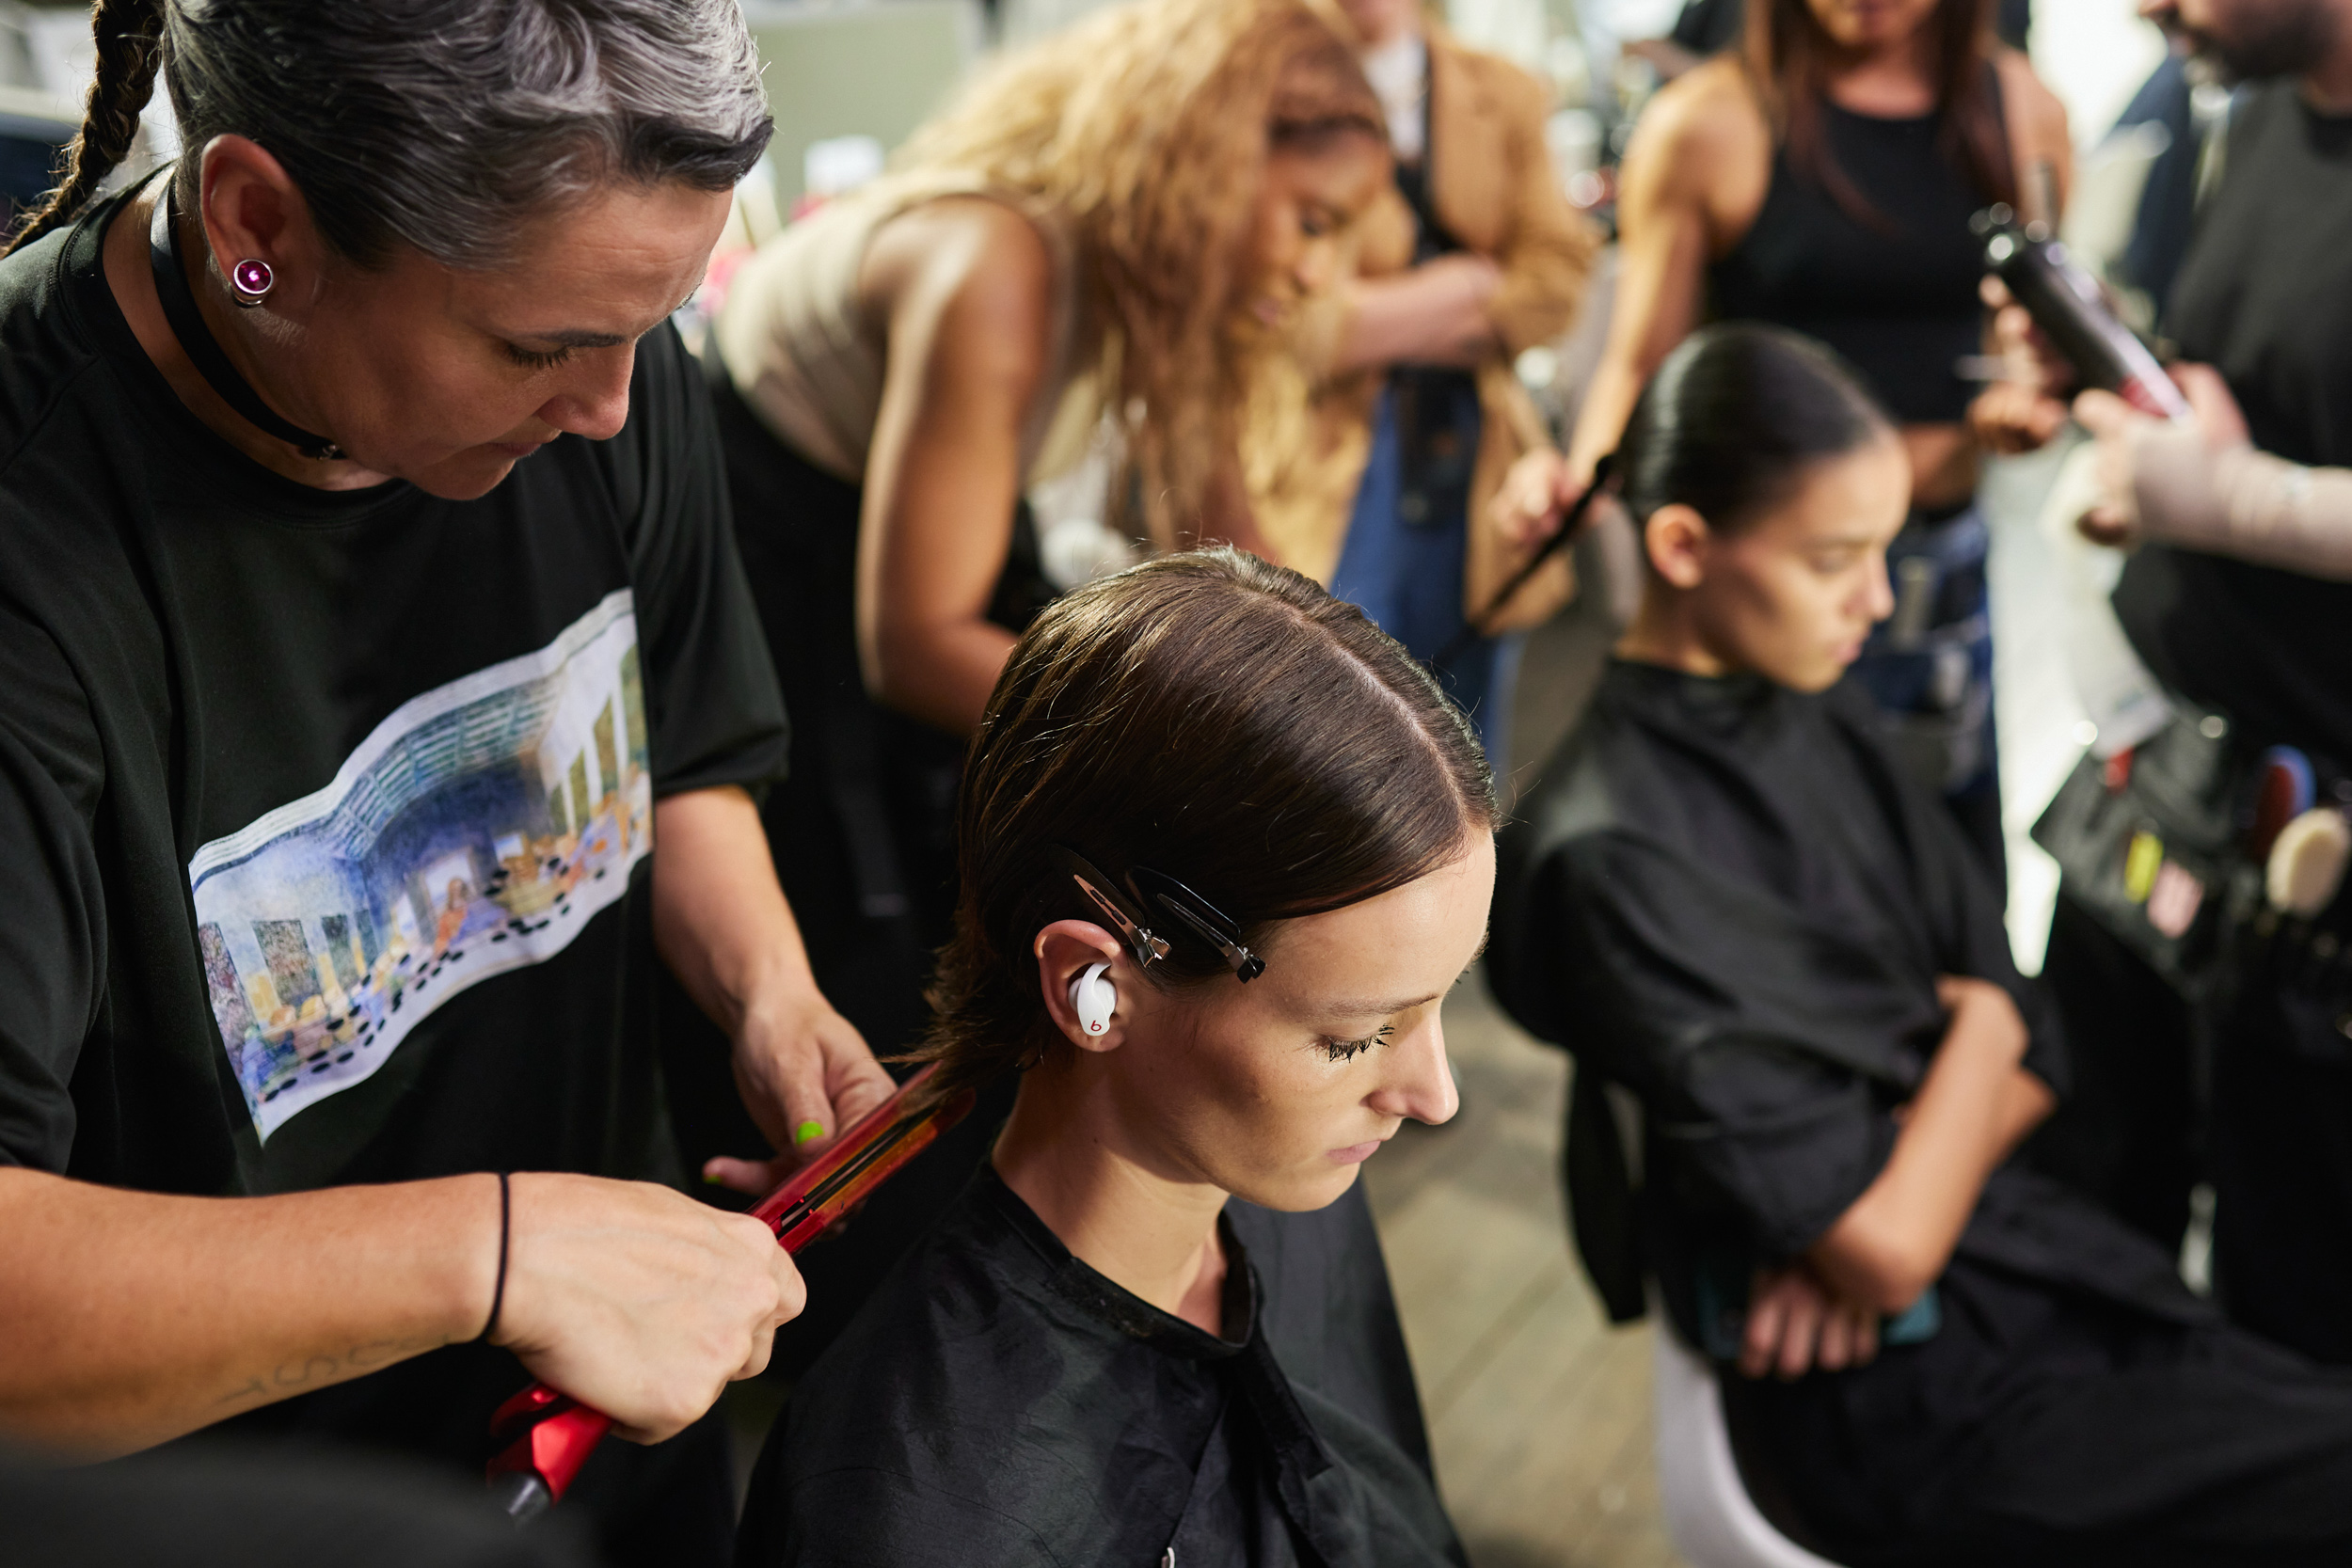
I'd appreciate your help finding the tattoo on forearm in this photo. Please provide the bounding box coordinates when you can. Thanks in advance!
[213,1333,449,1409]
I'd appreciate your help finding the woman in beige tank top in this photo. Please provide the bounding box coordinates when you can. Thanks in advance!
[684,0,1398,1378]
[717,0,1391,727]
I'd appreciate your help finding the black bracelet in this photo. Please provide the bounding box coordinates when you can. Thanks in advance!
[480,1171,511,1343]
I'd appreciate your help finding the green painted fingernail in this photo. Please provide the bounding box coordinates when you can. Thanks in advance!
[701,1169,723,1184]
[794,1119,825,1147]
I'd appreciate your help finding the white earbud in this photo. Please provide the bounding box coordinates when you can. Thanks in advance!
[1069,961,1116,1037]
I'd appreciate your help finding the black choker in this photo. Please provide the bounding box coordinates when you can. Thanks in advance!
[147,179,343,462]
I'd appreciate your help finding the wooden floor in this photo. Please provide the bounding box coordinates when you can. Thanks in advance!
[1362,975,1685,1568]
[1334,546,1684,1568]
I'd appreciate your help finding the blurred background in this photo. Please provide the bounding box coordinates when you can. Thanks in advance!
[0,1,2184,1560]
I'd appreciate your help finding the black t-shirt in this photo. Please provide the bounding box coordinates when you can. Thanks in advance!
[0,183,788,1200]
[738,1166,1466,1567]
[2116,82,2352,760]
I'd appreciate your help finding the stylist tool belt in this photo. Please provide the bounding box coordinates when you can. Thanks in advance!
[2033,708,2352,999]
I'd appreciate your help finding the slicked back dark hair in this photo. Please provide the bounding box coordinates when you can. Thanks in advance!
[1618,322,1893,539]
[907,547,1494,1107]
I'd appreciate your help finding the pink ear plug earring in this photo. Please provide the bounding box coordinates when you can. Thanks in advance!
[229,258,275,309]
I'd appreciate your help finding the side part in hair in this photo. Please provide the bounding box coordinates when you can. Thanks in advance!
[1617,322,1892,535]
[908,547,1493,1108]
[3,0,165,257]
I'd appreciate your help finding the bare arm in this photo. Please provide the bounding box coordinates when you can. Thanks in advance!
[855,199,1056,736]
[0,1163,803,1457]
[1806,976,2054,1315]
[1563,64,1757,483]
[0,795,825,1458]
[1996,46,2074,222]
[651,786,893,1189]
[1337,63,1594,379]
[1333,254,1503,372]
[1968,52,2078,456]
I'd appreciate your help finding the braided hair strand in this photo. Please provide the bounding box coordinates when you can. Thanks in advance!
[2,0,165,257]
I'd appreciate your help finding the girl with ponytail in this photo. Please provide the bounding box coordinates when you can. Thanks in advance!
[0,7,891,1558]
[1489,325,2352,1565]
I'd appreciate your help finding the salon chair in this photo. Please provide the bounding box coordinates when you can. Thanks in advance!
[1651,1317,1848,1568]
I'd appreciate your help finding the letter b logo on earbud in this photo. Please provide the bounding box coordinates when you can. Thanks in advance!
[1070,961,1115,1037]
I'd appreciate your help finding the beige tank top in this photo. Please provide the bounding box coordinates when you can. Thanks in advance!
[713,175,1098,486]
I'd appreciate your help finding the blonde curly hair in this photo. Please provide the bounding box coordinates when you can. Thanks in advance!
[884,0,1384,544]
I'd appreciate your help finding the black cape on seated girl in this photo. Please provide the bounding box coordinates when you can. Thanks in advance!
[1487,658,2352,1564]
[734,1166,1463,1567]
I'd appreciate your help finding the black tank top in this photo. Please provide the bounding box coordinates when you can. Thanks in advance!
[1708,88,2001,424]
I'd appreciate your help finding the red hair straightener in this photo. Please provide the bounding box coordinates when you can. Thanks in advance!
[486,1068,976,1521]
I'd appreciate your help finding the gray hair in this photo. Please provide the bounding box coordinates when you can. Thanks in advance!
[5,0,772,266]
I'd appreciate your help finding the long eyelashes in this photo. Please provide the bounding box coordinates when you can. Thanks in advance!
[1319,1023,1394,1063]
[502,342,574,372]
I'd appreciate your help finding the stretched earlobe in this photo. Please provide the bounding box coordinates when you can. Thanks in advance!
[229,258,275,308]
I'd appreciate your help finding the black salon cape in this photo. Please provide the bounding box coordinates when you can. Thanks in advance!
[736,1167,1466,1568]
[1481,660,2217,1335]
[1489,662,2352,1564]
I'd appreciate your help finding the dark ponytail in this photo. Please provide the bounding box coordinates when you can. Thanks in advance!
[1618,323,1892,536]
[2,0,165,258]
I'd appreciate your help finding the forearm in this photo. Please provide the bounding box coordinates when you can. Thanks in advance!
[1809,1013,2025,1312]
[864,616,1017,738]
[1332,267,1502,374]
[1569,119,1707,478]
[1899,422,1982,512]
[1565,351,1644,481]
[651,787,888,1174]
[1994,1064,2057,1164]
[856,208,1044,738]
[2132,426,2352,580]
[0,1167,491,1456]
[651,787,820,1034]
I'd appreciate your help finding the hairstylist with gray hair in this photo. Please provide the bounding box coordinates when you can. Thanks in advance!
[0,2,892,1555]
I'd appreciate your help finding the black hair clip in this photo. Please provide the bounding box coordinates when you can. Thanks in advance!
[1130,867,1265,983]
[1052,847,1170,969]
[1048,847,1264,982]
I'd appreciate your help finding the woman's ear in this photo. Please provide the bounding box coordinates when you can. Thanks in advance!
[1644,502,1713,590]
[1035,920,1130,1053]
[199,135,325,309]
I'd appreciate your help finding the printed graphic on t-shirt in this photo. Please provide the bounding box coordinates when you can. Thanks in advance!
[188,591,654,1142]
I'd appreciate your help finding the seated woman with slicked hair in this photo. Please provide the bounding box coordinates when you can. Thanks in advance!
[1489,324,2352,1566]
[736,548,1487,1566]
